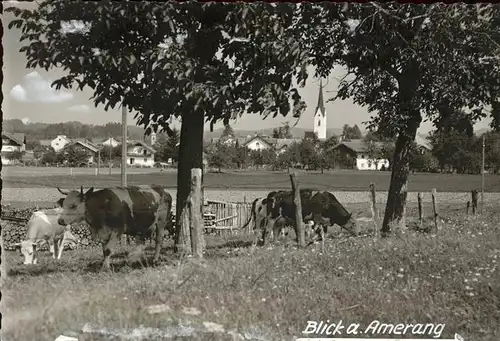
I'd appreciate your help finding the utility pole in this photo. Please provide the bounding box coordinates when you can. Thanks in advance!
[97,149,101,175]
[108,133,112,175]
[481,134,485,213]
[121,104,128,186]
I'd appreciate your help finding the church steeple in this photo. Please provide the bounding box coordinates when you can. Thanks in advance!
[316,79,326,117]
[313,78,327,140]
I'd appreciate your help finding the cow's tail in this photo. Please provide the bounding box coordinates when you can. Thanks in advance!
[240,198,258,229]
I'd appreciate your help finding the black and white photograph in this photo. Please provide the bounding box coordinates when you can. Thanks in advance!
[1,1,499,340]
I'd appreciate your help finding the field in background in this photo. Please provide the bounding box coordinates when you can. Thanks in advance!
[2,203,499,341]
[3,166,500,192]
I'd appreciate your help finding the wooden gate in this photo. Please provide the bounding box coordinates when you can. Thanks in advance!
[205,200,253,234]
[171,201,253,234]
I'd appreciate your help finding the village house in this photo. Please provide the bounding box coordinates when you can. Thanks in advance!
[1,132,26,165]
[102,137,120,148]
[332,139,390,171]
[51,135,71,152]
[126,140,156,167]
[63,139,100,165]
[243,136,274,151]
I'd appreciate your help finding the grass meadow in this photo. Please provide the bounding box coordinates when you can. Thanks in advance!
[2,166,500,192]
[2,202,500,341]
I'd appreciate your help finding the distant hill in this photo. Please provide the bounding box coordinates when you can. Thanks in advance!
[203,127,344,140]
[2,118,347,141]
[2,118,147,141]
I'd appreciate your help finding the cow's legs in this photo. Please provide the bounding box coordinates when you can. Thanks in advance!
[153,222,165,263]
[272,218,285,243]
[250,218,267,253]
[129,236,147,261]
[54,236,62,260]
[48,238,57,259]
[101,231,119,271]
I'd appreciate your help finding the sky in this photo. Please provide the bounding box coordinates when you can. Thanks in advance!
[2,1,492,135]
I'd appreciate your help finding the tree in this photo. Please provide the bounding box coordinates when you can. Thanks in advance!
[8,2,307,253]
[41,150,61,165]
[409,150,439,173]
[207,143,232,172]
[62,145,89,167]
[341,124,362,141]
[272,122,293,139]
[299,3,500,234]
[429,129,479,173]
[154,129,180,163]
[274,149,293,171]
[154,135,169,162]
[362,134,382,169]
[5,150,23,163]
[299,138,320,170]
[491,100,500,132]
[483,132,500,173]
[221,124,235,140]
[233,140,248,169]
[25,140,41,151]
[166,128,180,162]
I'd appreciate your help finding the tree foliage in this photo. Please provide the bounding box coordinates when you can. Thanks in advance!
[154,129,180,163]
[62,144,90,167]
[272,122,293,139]
[296,3,500,233]
[341,124,362,140]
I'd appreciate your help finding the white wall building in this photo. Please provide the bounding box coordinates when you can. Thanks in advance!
[1,133,25,165]
[333,139,390,171]
[51,135,71,152]
[126,140,156,167]
[101,137,120,148]
[243,136,274,151]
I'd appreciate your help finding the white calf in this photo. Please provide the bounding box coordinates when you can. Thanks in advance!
[12,207,78,264]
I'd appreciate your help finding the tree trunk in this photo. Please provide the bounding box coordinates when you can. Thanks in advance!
[175,109,205,253]
[381,118,420,236]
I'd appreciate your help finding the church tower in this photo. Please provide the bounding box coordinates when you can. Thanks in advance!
[313,79,327,140]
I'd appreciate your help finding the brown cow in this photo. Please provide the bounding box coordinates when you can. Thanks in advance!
[56,185,172,270]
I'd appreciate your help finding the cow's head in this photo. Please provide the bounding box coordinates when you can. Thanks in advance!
[12,240,39,265]
[342,213,361,236]
[56,186,94,226]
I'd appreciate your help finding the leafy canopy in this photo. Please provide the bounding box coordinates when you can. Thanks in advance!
[296,3,500,136]
[7,1,308,136]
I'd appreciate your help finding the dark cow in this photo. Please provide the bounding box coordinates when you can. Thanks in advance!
[240,193,289,249]
[265,189,359,245]
[56,185,173,270]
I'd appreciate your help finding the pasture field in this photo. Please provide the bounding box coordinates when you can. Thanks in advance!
[2,203,499,341]
[3,166,500,192]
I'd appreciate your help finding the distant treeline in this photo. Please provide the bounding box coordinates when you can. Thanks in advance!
[3,119,148,141]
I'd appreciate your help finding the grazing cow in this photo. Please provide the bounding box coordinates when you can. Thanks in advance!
[241,195,285,248]
[265,189,359,246]
[56,185,172,270]
[12,207,77,264]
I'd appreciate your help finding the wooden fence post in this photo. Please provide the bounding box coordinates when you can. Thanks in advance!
[431,188,439,232]
[178,200,192,257]
[289,172,306,248]
[417,192,423,228]
[190,168,204,258]
[471,190,478,215]
[231,203,237,234]
[369,183,379,237]
[1,235,6,282]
